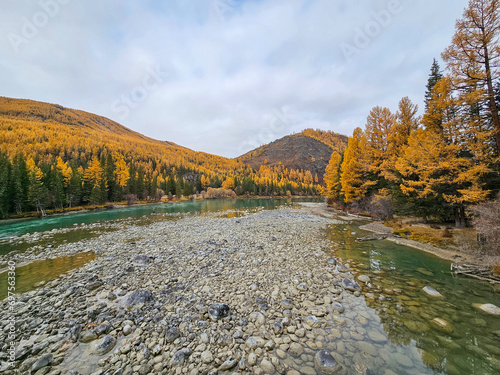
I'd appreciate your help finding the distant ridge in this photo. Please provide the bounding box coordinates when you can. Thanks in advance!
[237,129,348,182]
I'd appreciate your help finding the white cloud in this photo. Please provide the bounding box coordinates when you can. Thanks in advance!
[0,0,469,157]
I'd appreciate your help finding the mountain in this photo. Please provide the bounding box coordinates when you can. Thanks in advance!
[0,97,347,217]
[238,130,348,182]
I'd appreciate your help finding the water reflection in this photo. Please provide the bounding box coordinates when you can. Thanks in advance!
[0,251,96,300]
[326,223,500,374]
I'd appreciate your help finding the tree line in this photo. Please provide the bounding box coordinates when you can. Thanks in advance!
[0,150,321,218]
[324,0,500,227]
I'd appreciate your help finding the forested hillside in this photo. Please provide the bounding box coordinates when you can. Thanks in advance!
[0,98,331,218]
[238,130,347,183]
[325,0,500,228]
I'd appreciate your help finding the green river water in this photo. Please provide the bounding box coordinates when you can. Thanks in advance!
[1,198,499,374]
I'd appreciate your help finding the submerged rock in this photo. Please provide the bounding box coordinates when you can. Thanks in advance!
[423,286,443,298]
[342,278,361,292]
[314,350,342,374]
[431,318,454,334]
[473,303,500,315]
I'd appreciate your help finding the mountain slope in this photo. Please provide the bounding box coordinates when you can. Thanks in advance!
[0,96,234,173]
[0,97,344,217]
[238,130,348,181]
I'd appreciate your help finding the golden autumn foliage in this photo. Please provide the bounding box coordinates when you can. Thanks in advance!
[0,97,326,216]
[324,151,342,202]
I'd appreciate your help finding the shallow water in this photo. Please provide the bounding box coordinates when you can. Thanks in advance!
[0,198,319,300]
[1,200,499,374]
[0,251,96,300]
[322,223,500,375]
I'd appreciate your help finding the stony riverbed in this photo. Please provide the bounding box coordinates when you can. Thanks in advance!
[2,206,499,375]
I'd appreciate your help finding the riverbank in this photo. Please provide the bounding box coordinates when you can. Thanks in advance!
[2,195,323,221]
[359,221,500,269]
[2,204,500,374]
[1,206,358,375]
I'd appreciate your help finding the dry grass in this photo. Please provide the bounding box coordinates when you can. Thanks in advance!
[387,220,456,248]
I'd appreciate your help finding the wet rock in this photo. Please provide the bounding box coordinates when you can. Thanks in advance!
[358,275,370,283]
[367,330,387,343]
[260,359,275,374]
[332,302,344,313]
[208,303,230,320]
[342,278,361,292]
[289,342,304,356]
[89,335,117,355]
[473,303,500,315]
[431,318,454,334]
[314,350,342,374]
[124,289,153,308]
[304,315,323,328]
[422,286,443,298]
[417,268,434,276]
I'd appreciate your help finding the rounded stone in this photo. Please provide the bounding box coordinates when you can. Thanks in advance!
[89,335,117,355]
[208,303,230,320]
[341,278,361,292]
[314,350,342,374]
[422,286,443,298]
[358,275,371,283]
[473,303,500,315]
[260,359,275,374]
[289,342,304,356]
[201,350,213,364]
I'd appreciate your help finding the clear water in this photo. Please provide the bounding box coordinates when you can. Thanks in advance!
[0,198,315,240]
[1,200,499,374]
[324,222,500,375]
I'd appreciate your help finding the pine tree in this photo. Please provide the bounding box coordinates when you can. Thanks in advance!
[442,0,500,155]
[27,158,46,214]
[324,151,342,204]
[425,59,443,110]
[397,128,490,226]
[341,128,368,203]
[0,152,11,218]
[364,106,395,192]
[11,153,29,214]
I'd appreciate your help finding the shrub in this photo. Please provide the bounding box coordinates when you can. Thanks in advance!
[205,187,236,199]
[369,195,393,221]
[125,194,138,206]
[470,198,500,255]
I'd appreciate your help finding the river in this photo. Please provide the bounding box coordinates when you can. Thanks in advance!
[1,198,499,374]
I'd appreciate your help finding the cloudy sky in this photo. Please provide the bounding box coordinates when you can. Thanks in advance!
[1,0,468,157]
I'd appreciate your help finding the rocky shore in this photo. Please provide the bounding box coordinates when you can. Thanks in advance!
[0,207,383,375]
[3,206,499,375]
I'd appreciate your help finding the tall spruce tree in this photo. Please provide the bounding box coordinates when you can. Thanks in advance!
[425,59,443,110]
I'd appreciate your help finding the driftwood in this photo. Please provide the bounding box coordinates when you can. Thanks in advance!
[451,263,500,284]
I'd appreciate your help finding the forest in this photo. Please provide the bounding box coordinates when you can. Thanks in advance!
[0,96,345,218]
[325,0,500,229]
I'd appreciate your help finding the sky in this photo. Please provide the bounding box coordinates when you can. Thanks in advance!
[0,0,469,158]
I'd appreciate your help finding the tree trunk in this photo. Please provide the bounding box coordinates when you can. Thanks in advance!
[455,206,466,228]
[483,44,500,155]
